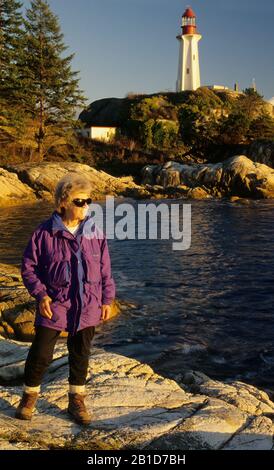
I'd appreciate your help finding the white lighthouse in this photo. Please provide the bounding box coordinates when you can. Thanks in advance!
[176,7,202,92]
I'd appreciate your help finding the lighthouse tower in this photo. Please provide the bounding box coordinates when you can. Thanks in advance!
[176,7,202,92]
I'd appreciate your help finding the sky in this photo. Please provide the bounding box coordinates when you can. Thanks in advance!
[22,0,274,105]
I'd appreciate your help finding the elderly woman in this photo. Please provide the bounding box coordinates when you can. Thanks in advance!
[15,173,115,425]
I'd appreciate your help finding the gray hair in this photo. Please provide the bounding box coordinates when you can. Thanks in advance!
[54,173,92,213]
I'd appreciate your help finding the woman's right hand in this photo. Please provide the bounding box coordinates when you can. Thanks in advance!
[39,295,53,319]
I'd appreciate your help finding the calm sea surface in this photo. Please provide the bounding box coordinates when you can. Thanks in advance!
[0,198,274,391]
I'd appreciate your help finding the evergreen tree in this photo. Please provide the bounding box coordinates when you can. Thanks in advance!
[178,102,219,152]
[23,0,86,159]
[248,113,274,141]
[218,111,251,145]
[238,88,266,120]
[0,0,26,150]
[0,0,24,104]
[0,2,30,152]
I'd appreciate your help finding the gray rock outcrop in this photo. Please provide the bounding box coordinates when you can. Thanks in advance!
[1,154,274,207]
[142,155,274,199]
[1,162,150,205]
[0,341,273,450]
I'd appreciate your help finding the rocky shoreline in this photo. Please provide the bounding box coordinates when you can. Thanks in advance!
[0,338,273,450]
[0,162,148,206]
[0,264,274,450]
[1,154,274,207]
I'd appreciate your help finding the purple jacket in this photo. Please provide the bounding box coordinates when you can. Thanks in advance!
[21,210,115,335]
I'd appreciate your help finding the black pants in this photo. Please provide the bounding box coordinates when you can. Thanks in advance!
[24,325,95,387]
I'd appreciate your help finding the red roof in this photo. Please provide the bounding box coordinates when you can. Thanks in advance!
[183,7,196,18]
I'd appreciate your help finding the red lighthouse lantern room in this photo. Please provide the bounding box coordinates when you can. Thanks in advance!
[182,7,197,35]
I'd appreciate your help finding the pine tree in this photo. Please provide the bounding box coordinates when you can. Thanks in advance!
[0,0,24,97]
[249,113,274,141]
[23,0,86,160]
[0,0,25,143]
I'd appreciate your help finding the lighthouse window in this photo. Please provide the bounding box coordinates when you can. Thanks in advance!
[187,68,190,74]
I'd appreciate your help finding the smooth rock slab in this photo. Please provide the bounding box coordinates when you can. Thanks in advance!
[0,168,37,206]
[0,350,273,450]
[223,416,273,450]
[145,398,247,450]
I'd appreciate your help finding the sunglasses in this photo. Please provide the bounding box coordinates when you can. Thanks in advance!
[72,198,92,207]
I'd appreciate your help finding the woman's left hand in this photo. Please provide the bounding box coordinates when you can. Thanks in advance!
[101,304,112,321]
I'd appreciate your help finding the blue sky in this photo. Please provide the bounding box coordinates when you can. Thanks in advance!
[22,0,274,104]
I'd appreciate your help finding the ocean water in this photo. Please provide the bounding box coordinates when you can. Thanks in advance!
[0,198,274,391]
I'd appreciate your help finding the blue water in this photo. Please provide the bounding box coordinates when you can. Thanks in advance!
[0,198,274,390]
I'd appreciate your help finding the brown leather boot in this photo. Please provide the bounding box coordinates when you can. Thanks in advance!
[68,393,91,425]
[15,391,39,420]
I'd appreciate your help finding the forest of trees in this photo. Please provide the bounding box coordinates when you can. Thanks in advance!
[0,0,86,162]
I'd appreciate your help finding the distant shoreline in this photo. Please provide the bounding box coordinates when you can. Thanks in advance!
[1,154,274,208]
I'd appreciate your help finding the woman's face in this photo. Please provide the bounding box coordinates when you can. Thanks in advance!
[61,191,92,222]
